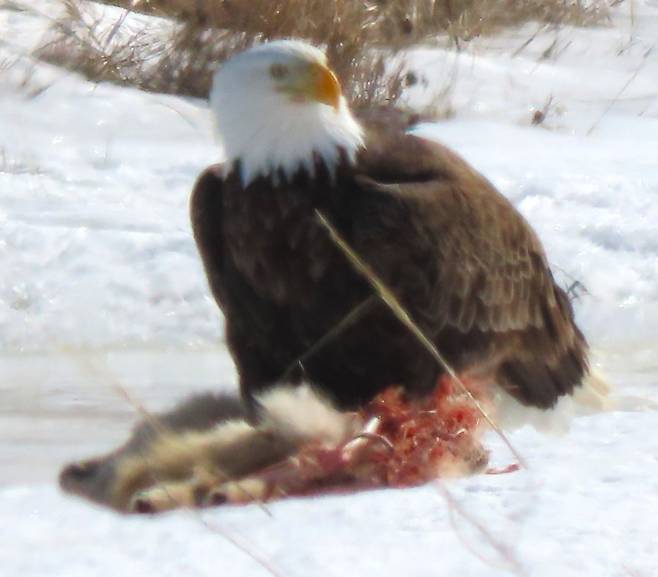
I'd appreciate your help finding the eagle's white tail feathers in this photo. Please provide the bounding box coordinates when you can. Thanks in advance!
[492,368,614,436]
[572,368,614,412]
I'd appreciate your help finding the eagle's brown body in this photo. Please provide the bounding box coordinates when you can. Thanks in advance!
[191,112,588,410]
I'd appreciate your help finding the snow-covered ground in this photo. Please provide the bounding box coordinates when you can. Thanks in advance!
[1,1,657,575]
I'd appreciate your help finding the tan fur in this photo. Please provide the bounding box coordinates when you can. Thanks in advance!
[111,420,255,510]
[103,385,357,512]
[129,467,217,512]
[259,385,359,445]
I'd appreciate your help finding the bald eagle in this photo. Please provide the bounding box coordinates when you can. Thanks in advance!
[59,40,593,512]
[191,40,588,412]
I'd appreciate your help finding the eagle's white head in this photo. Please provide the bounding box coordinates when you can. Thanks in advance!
[210,40,365,186]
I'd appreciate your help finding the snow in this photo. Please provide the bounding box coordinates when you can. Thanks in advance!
[1,1,657,576]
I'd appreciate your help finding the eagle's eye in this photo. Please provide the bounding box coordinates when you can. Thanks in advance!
[269,63,289,80]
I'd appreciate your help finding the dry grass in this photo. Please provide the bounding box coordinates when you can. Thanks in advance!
[34,0,608,105]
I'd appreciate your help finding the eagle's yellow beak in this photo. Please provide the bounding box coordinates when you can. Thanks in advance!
[306,62,342,110]
[278,61,341,110]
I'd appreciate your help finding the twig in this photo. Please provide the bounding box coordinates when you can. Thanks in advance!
[587,43,655,136]
[279,295,378,381]
[69,347,167,434]
[199,518,289,577]
[438,482,527,576]
[512,24,548,58]
[550,263,590,302]
[315,209,527,469]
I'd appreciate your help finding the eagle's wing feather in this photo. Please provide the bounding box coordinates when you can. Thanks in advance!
[353,131,552,334]
[432,181,550,335]
[190,164,227,308]
[352,128,587,407]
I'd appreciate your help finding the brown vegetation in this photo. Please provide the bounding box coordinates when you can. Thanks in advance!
[35,0,607,105]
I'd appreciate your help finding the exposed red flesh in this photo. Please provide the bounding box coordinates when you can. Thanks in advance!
[246,378,490,501]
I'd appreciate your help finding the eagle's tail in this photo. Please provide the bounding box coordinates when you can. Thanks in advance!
[493,277,594,410]
[495,337,589,411]
[492,363,612,435]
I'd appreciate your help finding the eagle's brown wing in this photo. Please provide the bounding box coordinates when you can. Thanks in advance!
[353,128,588,408]
[190,164,228,308]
